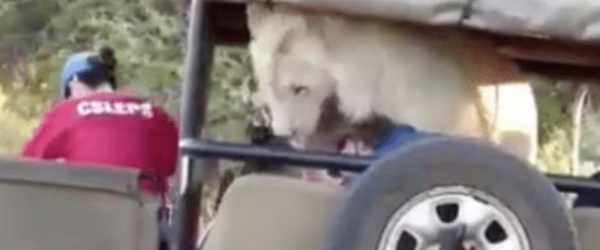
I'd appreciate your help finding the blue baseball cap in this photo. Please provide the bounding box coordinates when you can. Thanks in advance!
[59,52,110,98]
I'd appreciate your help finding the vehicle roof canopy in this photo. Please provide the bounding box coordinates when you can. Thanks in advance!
[207,0,600,78]
[214,0,600,44]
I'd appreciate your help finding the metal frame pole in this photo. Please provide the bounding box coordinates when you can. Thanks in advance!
[173,0,213,248]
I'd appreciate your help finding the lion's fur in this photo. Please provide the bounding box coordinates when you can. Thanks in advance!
[247,3,538,162]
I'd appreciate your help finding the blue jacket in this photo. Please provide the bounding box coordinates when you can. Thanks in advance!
[372,125,432,157]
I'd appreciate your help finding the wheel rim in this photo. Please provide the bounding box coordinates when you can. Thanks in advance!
[378,186,530,250]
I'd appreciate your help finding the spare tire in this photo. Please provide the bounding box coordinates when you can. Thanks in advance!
[329,136,577,250]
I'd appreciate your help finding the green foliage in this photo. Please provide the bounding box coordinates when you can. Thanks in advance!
[0,91,38,156]
[206,46,256,141]
[7,0,596,226]
[532,79,574,145]
[0,0,184,113]
[530,77,575,173]
[579,89,600,171]
[538,129,572,174]
[0,0,254,156]
[0,0,596,177]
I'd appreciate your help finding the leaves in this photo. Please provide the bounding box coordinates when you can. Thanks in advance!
[0,0,255,155]
[206,46,256,141]
[1,0,598,177]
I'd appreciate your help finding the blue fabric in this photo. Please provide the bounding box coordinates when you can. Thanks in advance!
[372,124,432,157]
[59,52,105,98]
[574,172,600,207]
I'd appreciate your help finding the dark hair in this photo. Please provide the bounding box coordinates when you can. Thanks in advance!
[98,46,117,87]
[78,46,118,90]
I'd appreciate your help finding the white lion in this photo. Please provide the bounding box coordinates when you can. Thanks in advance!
[247,3,538,165]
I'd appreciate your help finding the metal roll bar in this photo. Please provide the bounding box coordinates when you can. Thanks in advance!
[172,0,600,249]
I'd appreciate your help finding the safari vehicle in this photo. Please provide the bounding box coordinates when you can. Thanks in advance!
[183,1,600,250]
[2,1,600,250]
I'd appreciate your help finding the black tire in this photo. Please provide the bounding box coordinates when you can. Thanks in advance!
[329,136,577,250]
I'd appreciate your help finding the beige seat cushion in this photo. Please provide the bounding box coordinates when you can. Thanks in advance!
[0,158,161,250]
[573,207,600,250]
[203,174,343,250]
[205,174,600,250]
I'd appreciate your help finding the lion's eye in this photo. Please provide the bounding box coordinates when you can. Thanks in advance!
[291,84,309,95]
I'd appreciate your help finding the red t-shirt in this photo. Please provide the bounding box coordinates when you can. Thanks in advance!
[21,92,179,195]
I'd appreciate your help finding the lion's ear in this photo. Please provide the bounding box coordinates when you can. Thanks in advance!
[247,3,309,38]
[247,3,273,38]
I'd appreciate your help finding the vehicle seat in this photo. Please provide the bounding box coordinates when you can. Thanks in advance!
[202,174,343,250]
[203,173,600,250]
[0,158,161,250]
[572,207,600,250]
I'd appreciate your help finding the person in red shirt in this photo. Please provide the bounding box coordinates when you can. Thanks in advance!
[21,47,179,196]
